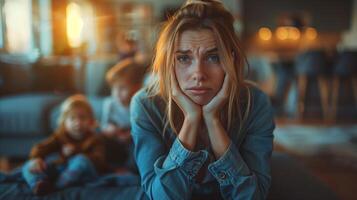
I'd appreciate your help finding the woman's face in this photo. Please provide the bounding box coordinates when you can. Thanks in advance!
[174,29,225,105]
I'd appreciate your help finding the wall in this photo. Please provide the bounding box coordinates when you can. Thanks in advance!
[341,0,357,48]
[243,0,353,34]
[105,0,241,20]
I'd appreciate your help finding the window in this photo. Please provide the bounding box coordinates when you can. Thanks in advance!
[3,0,33,54]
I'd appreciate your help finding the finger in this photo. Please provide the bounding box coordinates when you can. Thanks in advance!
[204,75,229,110]
[171,71,194,102]
[170,71,188,106]
[222,74,229,91]
[170,68,201,118]
[218,74,230,98]
[170,71,182,97]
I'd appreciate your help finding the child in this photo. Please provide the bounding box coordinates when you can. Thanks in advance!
[101,58,147,171]
[22,95,107,195]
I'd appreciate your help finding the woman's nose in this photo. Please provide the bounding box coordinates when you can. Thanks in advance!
[192,60,206,81]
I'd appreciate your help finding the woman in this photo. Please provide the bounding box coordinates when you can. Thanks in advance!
[130,0,275,199]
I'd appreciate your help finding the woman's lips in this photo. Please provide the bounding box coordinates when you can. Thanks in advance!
[187,88,210,95]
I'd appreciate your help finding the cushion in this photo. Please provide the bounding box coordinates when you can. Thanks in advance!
[0,93,65,136]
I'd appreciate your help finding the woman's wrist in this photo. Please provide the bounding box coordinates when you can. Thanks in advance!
[204,114,230,158]
[203,111,219,124]
[185,111,202,124]
[178,116,201,150]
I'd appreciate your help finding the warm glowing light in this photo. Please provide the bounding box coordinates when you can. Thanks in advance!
[276,27,288,40]
[276,26,301,40]
[67,2,83,48]
[305,27,317,40]
[258,27,272,41]
[290,27,301,40]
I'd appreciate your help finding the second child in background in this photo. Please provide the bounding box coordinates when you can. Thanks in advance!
[101,58,147,172]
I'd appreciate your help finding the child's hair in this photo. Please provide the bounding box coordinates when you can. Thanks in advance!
[106,58,147,86]
[57,94,95,134]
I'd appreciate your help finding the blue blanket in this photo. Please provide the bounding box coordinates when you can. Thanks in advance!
[0,153,339,200]
[0,168,148,200]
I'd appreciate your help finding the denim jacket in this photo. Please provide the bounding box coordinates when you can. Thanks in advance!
[130,86,275,200]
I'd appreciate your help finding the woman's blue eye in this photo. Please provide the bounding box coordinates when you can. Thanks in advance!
[177,55,191,64]
[207,54,220,63]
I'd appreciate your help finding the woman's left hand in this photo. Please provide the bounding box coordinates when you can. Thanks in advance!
[202,74,230,121]
[203,75,231,158]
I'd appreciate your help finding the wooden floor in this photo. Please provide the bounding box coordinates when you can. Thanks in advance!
[305,156,357,200]
[274,144,357,200]
[274,117,357,200]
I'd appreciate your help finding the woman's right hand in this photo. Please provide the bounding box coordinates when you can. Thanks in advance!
[171,72,202,122]
[171,72,202,150]
[29,158,47,173]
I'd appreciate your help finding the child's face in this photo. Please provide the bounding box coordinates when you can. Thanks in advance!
[64,107,94,140]
[111,78,141,107]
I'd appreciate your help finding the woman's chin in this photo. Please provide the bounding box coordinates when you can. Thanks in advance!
[190,96,211,106]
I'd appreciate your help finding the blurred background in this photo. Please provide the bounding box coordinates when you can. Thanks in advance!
[0,0,356,199]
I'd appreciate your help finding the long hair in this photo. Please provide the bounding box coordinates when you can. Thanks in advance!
[147,0,251,134]
[56,94,95,135]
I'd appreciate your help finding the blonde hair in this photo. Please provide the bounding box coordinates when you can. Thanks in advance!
[147,0,251,134]
[56,94,95,134]
[106,58,147,86]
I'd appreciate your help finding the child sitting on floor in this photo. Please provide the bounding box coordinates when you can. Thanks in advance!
[22,95,109,195]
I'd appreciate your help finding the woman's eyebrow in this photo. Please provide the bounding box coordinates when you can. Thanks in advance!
[205,47,218,54]
[175,49,191,54]
[175,47,217,54]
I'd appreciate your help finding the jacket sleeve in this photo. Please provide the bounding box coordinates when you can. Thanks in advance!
[130,93,208,200]
[208,89,275,200]
[29,134,62,159]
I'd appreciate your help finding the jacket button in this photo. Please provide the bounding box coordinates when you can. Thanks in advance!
[218,172,227,180]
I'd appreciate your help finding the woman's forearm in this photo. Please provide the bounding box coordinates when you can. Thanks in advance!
[204,116,230,158]
[178,116,201,151]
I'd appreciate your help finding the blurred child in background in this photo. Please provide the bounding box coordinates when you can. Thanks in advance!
[101,58,147,172]
[22,95,108,195]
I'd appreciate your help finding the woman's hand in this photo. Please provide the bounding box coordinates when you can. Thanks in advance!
[29,158,47,173]
[203,75,231,158]
[171,72,202,150]
[171,72,202,122]
[203,74,229,121]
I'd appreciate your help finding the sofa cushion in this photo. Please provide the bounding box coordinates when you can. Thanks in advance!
[0,93,65,136]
